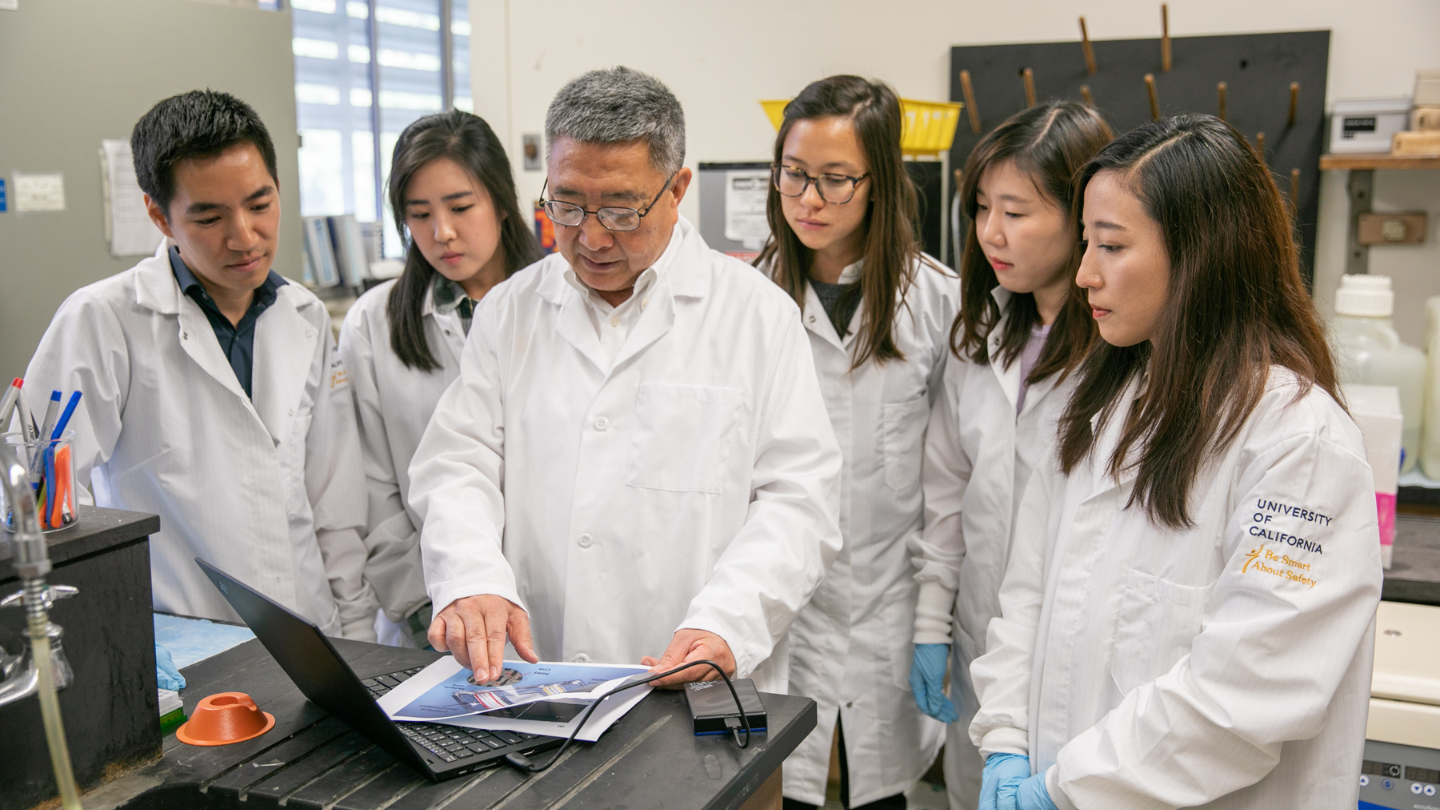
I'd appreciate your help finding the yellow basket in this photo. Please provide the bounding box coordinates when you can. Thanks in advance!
[759,98,963,157]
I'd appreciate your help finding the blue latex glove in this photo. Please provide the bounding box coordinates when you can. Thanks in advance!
[1016,773,1059,810]
[908,643,958,723]
[979,753,1030,810]
[156,643,185,691]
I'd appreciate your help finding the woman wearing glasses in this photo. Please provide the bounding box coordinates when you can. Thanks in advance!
[907,101,1111,809]
[338,109,540,646]
[757,75,959,810]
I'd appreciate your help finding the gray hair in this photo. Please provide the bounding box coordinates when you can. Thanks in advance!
[545,66,686,176]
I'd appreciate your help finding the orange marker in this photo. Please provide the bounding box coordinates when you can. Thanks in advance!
[52,446,72,528]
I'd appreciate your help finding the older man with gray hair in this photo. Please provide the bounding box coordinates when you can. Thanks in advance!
[408,66,843,689]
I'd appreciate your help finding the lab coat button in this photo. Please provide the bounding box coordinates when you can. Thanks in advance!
[593,417,608,431]
[573,653,591,663]
[577,533,594,548]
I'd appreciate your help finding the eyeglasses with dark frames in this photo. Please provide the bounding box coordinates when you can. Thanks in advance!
[771,164,870,204]
[539,171,678,232]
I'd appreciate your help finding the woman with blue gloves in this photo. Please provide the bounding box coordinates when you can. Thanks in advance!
[968,115,1382,809]
[907,101,1110,809]
[757,76,959,810]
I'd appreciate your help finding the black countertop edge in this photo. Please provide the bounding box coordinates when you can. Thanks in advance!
[0,506,159,581]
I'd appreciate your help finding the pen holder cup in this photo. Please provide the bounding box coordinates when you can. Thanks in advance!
[2,431,77,533]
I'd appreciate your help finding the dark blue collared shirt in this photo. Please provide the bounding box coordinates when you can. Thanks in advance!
[169,246,287,399]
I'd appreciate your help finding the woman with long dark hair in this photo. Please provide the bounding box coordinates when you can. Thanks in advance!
[968,114,1382,810]
[907,100,1110,810]
[756,75,959,810]
[339,109,540,646]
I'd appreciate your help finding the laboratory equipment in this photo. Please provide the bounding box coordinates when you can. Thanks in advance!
[1331,99,1413,155]
[1361,601,1440,809]
[1346,384,1402,568]
[0,440,82,808]
[1332,275,1426,473]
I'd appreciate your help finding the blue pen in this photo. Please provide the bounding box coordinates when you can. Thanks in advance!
[50,390,82,441]
[43,445,56,529]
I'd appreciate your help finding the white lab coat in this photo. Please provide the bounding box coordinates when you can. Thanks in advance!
[338,279,464,622]
[970,367,1382,810]
[908,287,1077,809]
[777,258,956,807]
[23,243,377,638]
[408,217,843,690]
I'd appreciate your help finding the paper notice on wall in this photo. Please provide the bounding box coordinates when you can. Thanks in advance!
[13,172,65,212]
[724,170,770,243]
[101,140,164,256]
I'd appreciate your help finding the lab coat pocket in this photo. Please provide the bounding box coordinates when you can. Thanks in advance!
[627,384,743,494]
[1110,567,1213,696]
[881,395,929,491]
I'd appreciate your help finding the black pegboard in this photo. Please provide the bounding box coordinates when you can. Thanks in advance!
[949,30,1330,283]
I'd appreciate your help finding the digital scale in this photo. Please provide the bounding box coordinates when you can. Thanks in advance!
[1361,601,1440,809]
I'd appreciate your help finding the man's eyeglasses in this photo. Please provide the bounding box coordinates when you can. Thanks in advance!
[540,171,677,232]
[772,164,869,205]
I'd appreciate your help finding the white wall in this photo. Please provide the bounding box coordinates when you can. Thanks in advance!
[469,0,1440,340]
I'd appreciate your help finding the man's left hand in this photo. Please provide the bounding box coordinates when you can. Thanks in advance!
[640,629,736,688]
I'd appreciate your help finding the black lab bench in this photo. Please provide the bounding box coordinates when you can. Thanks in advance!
[83,638,813,810]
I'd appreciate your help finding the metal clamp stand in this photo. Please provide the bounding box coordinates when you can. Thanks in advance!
[0,444,82,808]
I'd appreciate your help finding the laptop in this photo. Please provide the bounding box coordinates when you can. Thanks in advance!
[196,558,564,781]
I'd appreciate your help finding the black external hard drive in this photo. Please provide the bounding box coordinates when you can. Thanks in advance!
[685,679,767,735]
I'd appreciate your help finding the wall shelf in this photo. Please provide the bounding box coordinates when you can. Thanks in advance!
[1320,154,1440,170]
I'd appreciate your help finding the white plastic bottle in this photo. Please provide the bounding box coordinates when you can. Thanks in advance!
[1332,275,1427,474]
[1420,296,1440,479]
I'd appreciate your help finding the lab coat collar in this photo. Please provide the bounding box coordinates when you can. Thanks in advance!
[540,217,710,373]
[250,287,319,446]
[134,241,251,402]
[985,286,1059,416]
[801,257,866,352]
[801,280,861,353]
[136,240,316,440]
[835,259,863,285]
[419,284,465,362]
[1082,372,1147,500]
[134,240,185,315]
[987,287,1023,410]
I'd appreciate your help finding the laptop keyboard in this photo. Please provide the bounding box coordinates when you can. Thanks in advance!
[363,666,547,764]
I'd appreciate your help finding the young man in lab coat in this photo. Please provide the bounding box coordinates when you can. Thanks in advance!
[409,67,844,688]
[23,90,379,639]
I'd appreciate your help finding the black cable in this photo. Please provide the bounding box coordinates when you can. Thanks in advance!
[503,660,751,773]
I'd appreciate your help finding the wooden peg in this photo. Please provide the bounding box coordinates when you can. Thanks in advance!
[1145,74,1160,120]
[1023,68,1037,108]
[1217,81,1228,121]
[960,70,981,133]
[1079,17,1097,75]
[1080,85,1094,106]
[1255,132,1265,161]
[1287,82,1299,128]
[1288,168,1301,218]
[1161,4,1172,72]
